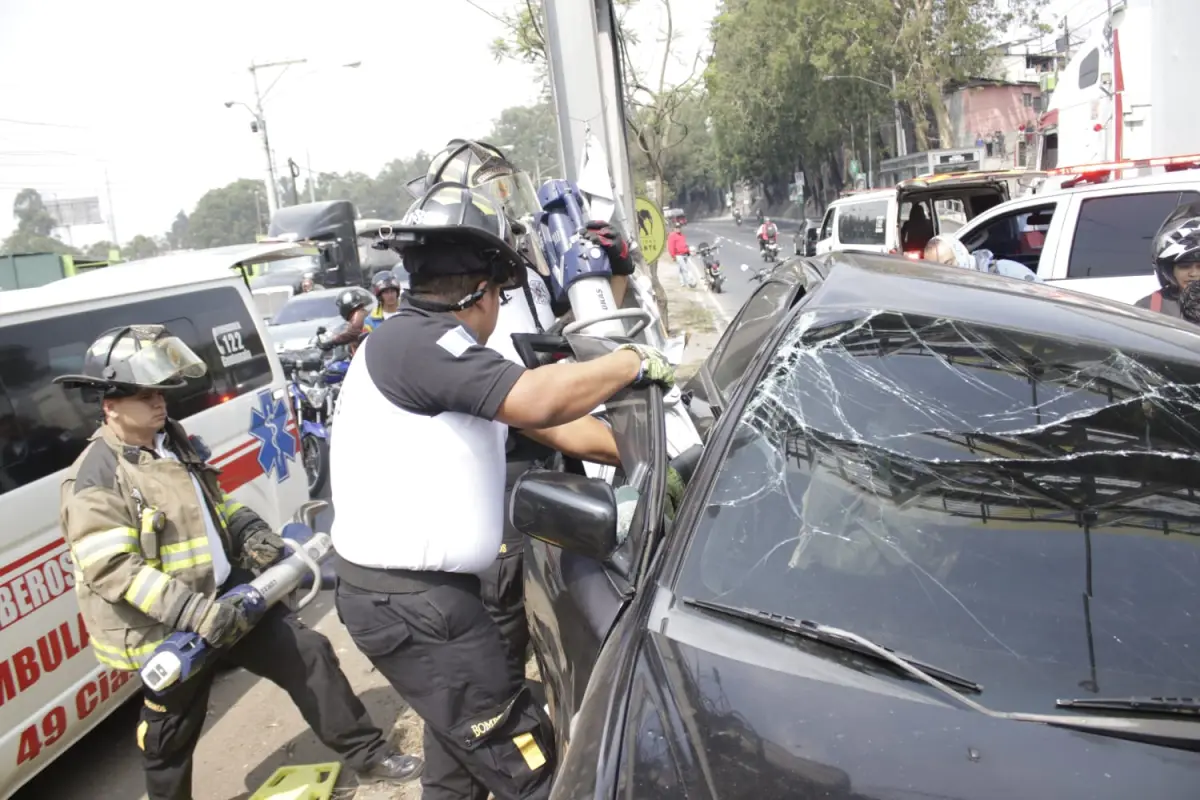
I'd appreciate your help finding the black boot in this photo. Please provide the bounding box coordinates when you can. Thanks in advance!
[358,751,423,784]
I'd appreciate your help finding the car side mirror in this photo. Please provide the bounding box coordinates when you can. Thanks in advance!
[510,471,618,561]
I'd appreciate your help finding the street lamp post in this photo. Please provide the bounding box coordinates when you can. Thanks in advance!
[821,73,907,160]
[227,58,361,218]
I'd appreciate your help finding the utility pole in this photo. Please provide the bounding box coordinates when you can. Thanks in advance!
[104,168,118,245]
[892,69,907,157]
[249,63,288,218]
[306,149,317,202]
[867,111,874,189]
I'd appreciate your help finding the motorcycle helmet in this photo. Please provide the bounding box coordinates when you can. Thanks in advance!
[371,270,400,298]
[336,287,373,321]
[53,324,207,398]
[1152,201,1200,292]
[382,182,526,291]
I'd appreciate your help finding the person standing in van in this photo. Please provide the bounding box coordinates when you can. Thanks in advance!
[54,325,422,800]
[1138,201,1200,320]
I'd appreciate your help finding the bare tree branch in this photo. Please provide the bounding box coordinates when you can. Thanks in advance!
[463,0,518,30]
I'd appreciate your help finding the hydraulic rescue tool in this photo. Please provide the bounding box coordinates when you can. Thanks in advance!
[139,509,333,692]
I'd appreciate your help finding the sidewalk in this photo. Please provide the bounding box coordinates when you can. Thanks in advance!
[650,257,723,382]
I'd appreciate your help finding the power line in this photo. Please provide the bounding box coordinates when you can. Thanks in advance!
[0,117,90,130]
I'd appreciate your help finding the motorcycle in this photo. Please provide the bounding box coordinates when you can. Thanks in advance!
[760,238,780,263]
[281,328,350,497]
[695,242,725,293]
[732,209,742,226]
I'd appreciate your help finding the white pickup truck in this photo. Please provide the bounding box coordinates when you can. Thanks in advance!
[951,168,1200,305]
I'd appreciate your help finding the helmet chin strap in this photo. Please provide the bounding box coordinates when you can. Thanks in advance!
[405,287,487,313]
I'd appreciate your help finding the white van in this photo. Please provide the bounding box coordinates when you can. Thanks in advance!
[0,243,312,799]
[814,172,1031,258]
[951,167,1200,305]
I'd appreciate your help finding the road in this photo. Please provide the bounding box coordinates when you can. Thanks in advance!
[11,220,760,800]
[683,215,800,323]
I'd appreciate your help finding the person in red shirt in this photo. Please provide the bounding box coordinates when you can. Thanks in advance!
[666,223,697,288]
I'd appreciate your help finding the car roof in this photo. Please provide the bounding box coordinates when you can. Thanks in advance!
[802,251,1200,364]
[0,242,315,318]
[986,169,1200,216]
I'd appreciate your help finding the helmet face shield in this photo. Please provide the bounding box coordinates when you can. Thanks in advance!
[105,332,207,386]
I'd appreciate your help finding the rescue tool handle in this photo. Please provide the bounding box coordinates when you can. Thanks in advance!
[562,308,652,338]
[281,537,323,611]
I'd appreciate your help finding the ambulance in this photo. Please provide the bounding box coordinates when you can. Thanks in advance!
[0,242,312,798]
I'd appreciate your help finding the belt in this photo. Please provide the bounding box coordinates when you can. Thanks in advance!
[335,556,481,595]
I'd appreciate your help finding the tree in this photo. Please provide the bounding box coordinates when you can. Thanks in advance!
[486,102,561,181]
[185,179,269,249]
[165,211,189,251]
[1,188,78,256]
[123,234,161,261]
[84,241,118,260]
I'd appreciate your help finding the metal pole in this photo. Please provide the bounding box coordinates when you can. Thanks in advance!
[250,66,280,218]
[892,69,907,157]
[306,149,317,202]
[104,168,118,245]
[867,111,874,189]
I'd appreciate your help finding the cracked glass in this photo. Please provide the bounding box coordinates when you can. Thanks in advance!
[676,307,1200,712]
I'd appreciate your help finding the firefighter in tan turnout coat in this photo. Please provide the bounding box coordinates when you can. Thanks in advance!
[55,324,422,800]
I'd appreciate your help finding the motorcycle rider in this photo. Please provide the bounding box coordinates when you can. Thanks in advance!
[316,286,372,353]
[1138,201,1200,320]
[300,272,316,293]
[362,271,402,335]
[667,222,697,288]
[329,180,675,800]
[55,324,422,800]
[755,207,764,225]
[757,217,779,254]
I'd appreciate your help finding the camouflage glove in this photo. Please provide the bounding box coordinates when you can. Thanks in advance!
[242,526,287,569]
[179,594,250,648]
[665,466,687,520]
[615,343,675,390]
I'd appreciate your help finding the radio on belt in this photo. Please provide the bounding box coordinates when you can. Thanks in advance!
[139,529,333,693]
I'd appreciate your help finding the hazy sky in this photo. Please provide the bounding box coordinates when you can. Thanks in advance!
[0,0,1087,247]
[0,0,716,245]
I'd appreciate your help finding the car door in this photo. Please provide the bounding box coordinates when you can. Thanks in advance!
[814,207,837,254]
[956,198,1065,277]
[513,334,667,745]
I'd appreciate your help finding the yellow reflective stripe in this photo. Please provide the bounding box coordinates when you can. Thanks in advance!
[92,636,164,670]
[163,553,213,573]
[136,721,149,750]
[159,537,208,555]
[124,566,170,613]
[72,527,139,566]
[513,733,546,771]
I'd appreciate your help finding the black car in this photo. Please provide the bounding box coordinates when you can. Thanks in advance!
[792,218,821,256]
[512,251,1200,799]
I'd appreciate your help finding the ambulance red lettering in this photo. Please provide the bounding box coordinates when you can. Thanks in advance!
[0,548,75,630]
[0,613,89,708]
[75,668,130,721]
[16,705,67,766]
[17,669,133,767]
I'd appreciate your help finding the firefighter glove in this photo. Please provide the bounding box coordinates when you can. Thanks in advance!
[181,594,250,649]
[616,343,675,390]
[666,466,687,520]
[581,220,636,276]
[243,526,287,569]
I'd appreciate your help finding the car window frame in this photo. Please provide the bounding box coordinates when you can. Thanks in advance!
[957,199,1062,275]
[1061,187,1200,280]
[697,279,795,411]
[837,198,891,247]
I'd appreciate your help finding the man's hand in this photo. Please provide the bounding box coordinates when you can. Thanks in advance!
[665,465,686,520]
[242,526,286,569]
[581,220,635,276]
[181,595,250,648]
[615,343,675,390]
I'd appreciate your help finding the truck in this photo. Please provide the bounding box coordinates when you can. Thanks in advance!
[265,200,366,289]
[0,253,115,291]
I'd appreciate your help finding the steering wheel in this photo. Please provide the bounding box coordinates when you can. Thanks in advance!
[563,308,653,339]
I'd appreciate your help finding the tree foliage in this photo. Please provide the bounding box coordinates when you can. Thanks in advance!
[185,179,270,249]
[706,0,1048,208]
[1,188,79,256]
[487,102,562,181]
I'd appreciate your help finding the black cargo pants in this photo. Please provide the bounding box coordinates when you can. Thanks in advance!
[335,574,555,800]
[478,472,532,677]
[137,575,389,800]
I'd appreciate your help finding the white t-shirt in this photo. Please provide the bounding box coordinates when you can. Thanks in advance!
[329,301,527,573]
[489,267,557,367]
[154,433,232,586]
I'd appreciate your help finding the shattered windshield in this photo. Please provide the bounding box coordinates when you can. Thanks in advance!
[677,308,1200,712]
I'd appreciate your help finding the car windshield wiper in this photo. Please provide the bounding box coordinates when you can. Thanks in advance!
[682,597,982,694]
[1056,697,1200,718]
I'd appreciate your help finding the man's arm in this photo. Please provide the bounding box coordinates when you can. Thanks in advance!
[496,351,640,430]
[519,415,621,466]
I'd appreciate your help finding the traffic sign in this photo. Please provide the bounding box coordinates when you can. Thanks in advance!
[633,197,666,264]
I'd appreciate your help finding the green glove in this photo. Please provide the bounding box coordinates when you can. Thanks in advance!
[616,343,675,390]
[665,465,686,520]
[242,527,286,569]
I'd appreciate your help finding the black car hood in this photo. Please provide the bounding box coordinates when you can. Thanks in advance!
[619,623,1200,799]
